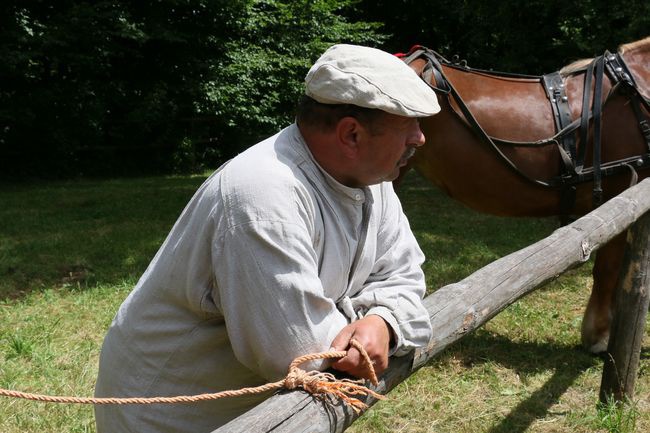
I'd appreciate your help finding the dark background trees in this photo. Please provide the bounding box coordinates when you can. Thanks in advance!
[1,1,249,177]
[356,0,650,73]
[0,0,383,178]
[1,0,648,179]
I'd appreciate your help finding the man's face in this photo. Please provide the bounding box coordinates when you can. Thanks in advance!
[355,113,426,186]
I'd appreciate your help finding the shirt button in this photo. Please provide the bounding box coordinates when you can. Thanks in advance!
[354,193,362,201]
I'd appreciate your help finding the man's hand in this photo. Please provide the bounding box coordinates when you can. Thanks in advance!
[329,315,392,381]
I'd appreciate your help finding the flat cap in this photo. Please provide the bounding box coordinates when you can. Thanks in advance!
[305,44,440,117]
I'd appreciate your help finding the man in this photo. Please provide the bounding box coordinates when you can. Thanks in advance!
[95,43,440,432]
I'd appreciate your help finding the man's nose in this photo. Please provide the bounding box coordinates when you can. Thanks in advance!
[411,123,426,147]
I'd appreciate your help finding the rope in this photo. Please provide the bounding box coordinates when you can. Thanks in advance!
[0,339,384,414]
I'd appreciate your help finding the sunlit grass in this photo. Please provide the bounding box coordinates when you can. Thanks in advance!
[595,397,639,433]
[0,170,647,432]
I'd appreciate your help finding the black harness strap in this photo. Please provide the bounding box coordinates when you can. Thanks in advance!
[606,51,637,88]
[401,46,650,218]
[591,55,606,207]
[543,72,576,162]
[578,60,594,174]
[401,47,450,94]
[406,49,556,188]
[631,96,650,153]
[542,71,577,223]
[605,52,650,152]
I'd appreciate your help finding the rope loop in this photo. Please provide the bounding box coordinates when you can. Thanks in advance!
[0,338,384,413]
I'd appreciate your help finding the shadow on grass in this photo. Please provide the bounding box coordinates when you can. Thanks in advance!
[1,169,560,301]
[396,170,561,291]
[446,331,601,433]
[0,174,208,300]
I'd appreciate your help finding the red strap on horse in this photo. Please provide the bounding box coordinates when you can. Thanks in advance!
[394,45,425,58]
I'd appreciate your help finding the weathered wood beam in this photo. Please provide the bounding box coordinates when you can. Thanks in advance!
[214,178,650,433]
[600,210,650,403]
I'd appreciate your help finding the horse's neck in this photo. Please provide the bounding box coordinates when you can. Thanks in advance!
[621,45,650,101]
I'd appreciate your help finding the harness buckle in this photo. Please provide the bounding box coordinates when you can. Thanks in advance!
[551,88,562,102]
[640,119,650,137]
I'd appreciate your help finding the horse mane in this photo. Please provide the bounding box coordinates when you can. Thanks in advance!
[619,36,650,54]
[559,58,592,77]
[560,36,650,77]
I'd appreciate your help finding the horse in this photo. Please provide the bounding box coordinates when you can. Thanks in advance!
[399,37,650,353]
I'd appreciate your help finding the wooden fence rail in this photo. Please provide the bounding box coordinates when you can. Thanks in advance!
[214,178,650,433]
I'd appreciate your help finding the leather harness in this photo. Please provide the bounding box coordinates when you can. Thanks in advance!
[400,46,650,223]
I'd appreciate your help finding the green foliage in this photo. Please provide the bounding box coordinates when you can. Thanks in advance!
[1,2,200,176]
[1,1,251,178]
[204,0,385,157]
[0,0,384,179]
[355,0,650,73]
[3,1,649,178]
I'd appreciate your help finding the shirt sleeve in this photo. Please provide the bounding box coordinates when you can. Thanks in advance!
[211,173,349,381]
[348,183,432,357]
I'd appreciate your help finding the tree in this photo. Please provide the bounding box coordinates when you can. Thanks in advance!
[0,0,385,178]
[354,0,650,74]
[203,0,385,161]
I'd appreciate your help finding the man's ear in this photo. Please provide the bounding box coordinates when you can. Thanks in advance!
[335,117,362,159]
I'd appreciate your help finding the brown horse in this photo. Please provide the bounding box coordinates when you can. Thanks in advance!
[401,37,650,353]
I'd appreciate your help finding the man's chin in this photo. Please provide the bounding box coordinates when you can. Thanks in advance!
[381,169,401,184]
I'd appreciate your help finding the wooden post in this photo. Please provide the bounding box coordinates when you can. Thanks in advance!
[213,178,650,433]
[599,210,650,403]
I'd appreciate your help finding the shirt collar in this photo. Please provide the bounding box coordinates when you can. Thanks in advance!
[289,123,368,204]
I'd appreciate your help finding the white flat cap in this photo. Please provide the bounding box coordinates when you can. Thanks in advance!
[305,44,440,117]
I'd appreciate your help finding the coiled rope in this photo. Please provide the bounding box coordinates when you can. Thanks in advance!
[0,339,383,413]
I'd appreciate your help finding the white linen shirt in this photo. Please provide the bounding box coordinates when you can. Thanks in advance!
[94,123,432,433]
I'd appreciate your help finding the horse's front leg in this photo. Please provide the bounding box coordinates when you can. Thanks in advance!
[581,233,626,353]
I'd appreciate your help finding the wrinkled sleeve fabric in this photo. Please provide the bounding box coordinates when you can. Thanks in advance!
[211,168,348,382]
[350,183,432,356]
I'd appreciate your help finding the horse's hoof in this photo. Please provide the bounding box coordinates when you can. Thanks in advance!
[581,327,609,354]
[581,322,609,354]
[584,338,609,354]
[581,308,611,355]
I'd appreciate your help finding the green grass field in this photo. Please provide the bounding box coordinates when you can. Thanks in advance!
[1,170,647,432]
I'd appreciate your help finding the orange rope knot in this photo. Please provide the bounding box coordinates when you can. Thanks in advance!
[282,338,385,413]
[0,338,385,413]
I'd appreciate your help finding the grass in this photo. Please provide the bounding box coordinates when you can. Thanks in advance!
[596,397,640,433]
[0,175,206,298]
[0,170,648,432]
